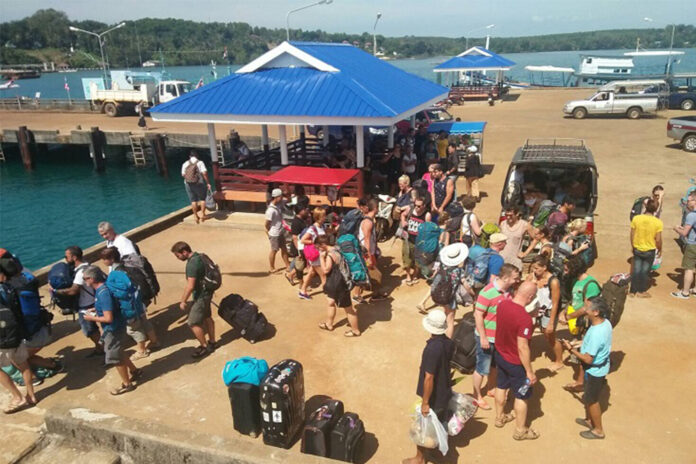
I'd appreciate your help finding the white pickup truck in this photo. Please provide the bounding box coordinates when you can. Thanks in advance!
[89,80,191,117]
[563,90,660,120]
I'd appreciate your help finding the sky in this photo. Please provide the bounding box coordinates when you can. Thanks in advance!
[2,0,695,38]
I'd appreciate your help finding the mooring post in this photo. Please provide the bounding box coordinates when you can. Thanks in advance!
[153,134,169,178]
[17,126,35,171]
[89,126,106,172]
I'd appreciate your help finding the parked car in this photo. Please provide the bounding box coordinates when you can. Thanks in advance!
[563,90,660,119]
[667,116,696,152]
[666,76,696,111]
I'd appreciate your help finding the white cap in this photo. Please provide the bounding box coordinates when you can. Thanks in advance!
[271,188,283,198]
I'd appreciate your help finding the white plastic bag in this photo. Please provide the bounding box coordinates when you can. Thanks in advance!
[409,405,449,456]
[446,393,478,436]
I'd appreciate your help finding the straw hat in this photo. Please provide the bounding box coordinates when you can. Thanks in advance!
[422,310,448,335]
[489,233,508,245]
[439,243,469,267]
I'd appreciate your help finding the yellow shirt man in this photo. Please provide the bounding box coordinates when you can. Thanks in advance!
[630,214,663,251]
[437,138,448,160]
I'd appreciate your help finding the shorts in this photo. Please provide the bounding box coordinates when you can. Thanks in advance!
[326,285,352,309]
[583,373,607,405]
[185,181,207,203]
[103,329,127,366]
[402,240,416,268]
[0,344,29,367]
[495,352,532,400]
[269,233,286,252]
[126,314,154,343]
[291,255,306,274]
[23,326,52,350]
[474,334,496,376]
[682,243,696,271]
[188,296,212,327]
[78,311,99,338]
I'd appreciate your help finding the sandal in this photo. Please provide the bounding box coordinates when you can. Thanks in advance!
[284,273,295,286]
[575,418,592,428]
[130,368,143,383]
[474,399,491,411]
[318,322,334,332]
[513,428,540,441]
[191,345,211,359]
[580,430,605,440]
[344,330,361,338]
[563,383,584,393]
[416,304,428,315]
[3,399,31,414]
[486,389,496,398]
[495,412,515,428]
[110,383,136,396]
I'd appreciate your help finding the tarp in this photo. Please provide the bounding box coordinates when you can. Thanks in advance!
[231,166,360,187]
[427,121,486,134]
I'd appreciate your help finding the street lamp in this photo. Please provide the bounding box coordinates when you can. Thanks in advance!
[69,22,126,86]
[644,17,677,75]
[465,24,495,49]
[373,12,382,56]
[286,0,333,42]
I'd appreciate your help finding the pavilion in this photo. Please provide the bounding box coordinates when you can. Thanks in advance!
[434,46,515,88]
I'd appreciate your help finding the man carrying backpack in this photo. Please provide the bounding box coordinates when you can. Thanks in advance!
[672,193,696,299]
[81,266,141,396]
[354,198,388,303]
[171,242,217,359]
[181,150,211,224]
[265,188,291,274]
[403,197,432,285]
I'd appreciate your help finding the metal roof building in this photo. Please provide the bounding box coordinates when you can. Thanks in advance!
[434,46,516,73]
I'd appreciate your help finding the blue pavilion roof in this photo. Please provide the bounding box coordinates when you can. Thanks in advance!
[434,47,515,72]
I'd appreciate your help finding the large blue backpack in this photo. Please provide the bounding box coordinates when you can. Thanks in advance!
[465,245,493,285]
[415,221,441,266]
[105,270,143,321]
[48,262,74,290]
[337,209,364,237]
[336,234,368,286]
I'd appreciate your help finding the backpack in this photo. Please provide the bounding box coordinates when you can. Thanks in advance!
[140,255,160,300]
[184,161,201,183]
[336,234,369,286]
[532,200,558,228]
[465,247,493,285]
[450,314,477,374]
[549,243,572,277]
[105,270,143,321]
[120,265,154,306]
[574,235,596,269]
[415,221,441,266]
[333,251,355,291]
[0,283,24,349]
[601,276,629,328]
[9,271,51,334]
[431,265,459,305]
[460,213,476,247]
[48,262,80,314]
[629,196,649,221]
[199,253,222,293]
[337,209,364,237]
[0,248,22,277]
[478,223,501,249]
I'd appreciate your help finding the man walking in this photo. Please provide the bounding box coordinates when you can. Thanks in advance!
[170,242,216,359]
[493,281,539,440]
[402,310,454,464]
[672,193,696,299]
[265,188,290,274]
[97,222,143,268]
[354,198,388,303]
[561,296,612,440]
[181,150,211,224]
[629,198,662,297]
[429,164,458,219]
[472,264,520,410]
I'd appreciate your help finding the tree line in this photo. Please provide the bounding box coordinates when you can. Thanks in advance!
[1,9,694,67]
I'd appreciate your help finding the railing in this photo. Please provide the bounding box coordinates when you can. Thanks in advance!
[0,97,100,113]
[448,85,501,103]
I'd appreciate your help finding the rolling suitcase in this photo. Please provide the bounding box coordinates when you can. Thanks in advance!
[260,359,305,448]
[450,314,477,374]
[301,399,344,457]
[227,382,261,437]
[329,412,365,463]
[218,293,244,327]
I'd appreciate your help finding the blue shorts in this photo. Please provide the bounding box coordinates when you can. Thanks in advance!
[495,352,532,400]
[78,311,99,337]
[474,333,495,376]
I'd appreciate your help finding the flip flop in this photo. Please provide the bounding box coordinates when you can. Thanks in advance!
[344,330,361,338]
[318,322,334,332]
[3,400,31,414]
[486,389,496,398]
[563,383,584,393]
[580,430,605,440]
[284,273,295,286]
[416,304,428,315]
[474,399,492,410]
[191,345,210,359]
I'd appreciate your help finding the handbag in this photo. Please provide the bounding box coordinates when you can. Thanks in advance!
[303,244,320,262]
[205,187,216,211]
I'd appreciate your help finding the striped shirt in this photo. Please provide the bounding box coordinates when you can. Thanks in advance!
[474,281,507,343]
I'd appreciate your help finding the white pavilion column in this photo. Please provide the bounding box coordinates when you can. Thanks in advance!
[387,125,395,149]
[410,114,416,129]
[261,124,269,149]
[207,123,217,163]
[322,125,329,146]
[279,125,289,165]
[356,125,365,168]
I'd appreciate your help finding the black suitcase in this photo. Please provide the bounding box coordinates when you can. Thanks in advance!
[260,359,305,448]
[329,412,365,463]
[218,295,268,343]
[242,312,268,344]
[218,293,244,326]
[227,382,261,437]
[450,313,477,374]
[301,399,344,457]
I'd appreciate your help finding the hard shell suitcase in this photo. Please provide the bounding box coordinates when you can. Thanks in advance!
[260,359,305,448]
[450,314,477,374]
[301,399,345,457]
[329,412,365,463]
[228,382,261,437]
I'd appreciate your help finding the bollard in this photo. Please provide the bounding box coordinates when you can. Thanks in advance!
[89,126,106,172]
[17,126,35,171]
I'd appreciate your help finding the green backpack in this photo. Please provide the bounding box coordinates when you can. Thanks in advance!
[478,223,501,248]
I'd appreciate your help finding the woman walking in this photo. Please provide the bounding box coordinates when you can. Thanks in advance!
[463,145,483,201]
[527,255,563,371]
[316,236,360,337]
[298,208,327,300]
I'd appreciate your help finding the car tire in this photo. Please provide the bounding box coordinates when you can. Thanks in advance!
[683,134,696,153]
[681,99,695,111]
[572,107,587,119]
[626,107,641,120]
[103,102,119,117]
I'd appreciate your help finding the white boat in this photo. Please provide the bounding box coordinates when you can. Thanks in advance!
[623,38,685,57]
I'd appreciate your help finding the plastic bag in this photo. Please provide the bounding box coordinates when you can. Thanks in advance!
[446,393,478,436]
[408,404,449,456]
[205,187,216,211]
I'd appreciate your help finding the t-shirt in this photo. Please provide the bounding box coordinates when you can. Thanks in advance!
[72,263,96,309]
[631,214,663,251]
[94,284,124,333]
[185,252,207,299]
[474,281,506,342]
[630,214,663,252]
[495,299,534,365]
[180,158,207,183]
[402,152,417,174]
[436,139,449,159]
[571,275,601,310]
[407,210,428,244]
[499,219,529,270]
[581,319,612,377]
[396,190,412,208]
[685,211,696,245]
[487,250,504,278]
[265,203,284,237]
[290,216,308,237]
[547,210,568,229]
[416,335,454,412]
[107,235,138,259]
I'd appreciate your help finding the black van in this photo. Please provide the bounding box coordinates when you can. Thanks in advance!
[500,139,599,236]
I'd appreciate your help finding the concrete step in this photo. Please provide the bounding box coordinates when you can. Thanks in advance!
[182,210,265,231]
[19,435,120,464]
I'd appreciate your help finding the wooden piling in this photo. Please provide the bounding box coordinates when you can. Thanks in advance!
[153,134,169,178]
[89,127,106,172]
[17,126,35,171]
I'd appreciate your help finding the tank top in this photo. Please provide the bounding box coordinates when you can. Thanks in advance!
[407,210,428,243]
[358,217,376,255]
[433,177,448,209]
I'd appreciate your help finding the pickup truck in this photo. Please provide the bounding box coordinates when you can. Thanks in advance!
[563,90,659,120]
[667,116,696,152]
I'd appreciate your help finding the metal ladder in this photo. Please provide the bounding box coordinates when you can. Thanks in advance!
[129,135,148,166]
[216,140,226,166]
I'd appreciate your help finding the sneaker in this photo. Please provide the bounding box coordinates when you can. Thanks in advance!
[671,291,691,300]
[298,292,312,300]
[130,350,151,361]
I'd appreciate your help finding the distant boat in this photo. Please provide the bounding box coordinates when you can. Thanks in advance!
[142,60,160,68]
[623,38,685,57]
[0,79,19,90]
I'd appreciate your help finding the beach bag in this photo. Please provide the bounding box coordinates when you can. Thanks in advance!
[337,234,369,286]
[303,244,320,263]
[184,161,201,183]
[478,223,500,249]
[222,356,269,386]
[337,209,364,237]
[105,270,143,321]
[409,405,449,456]
[629,196,649,221]
[532,200,558,228]
[446,393,478,436]
[415,222,441,267]
[431,265,457,305]
[200,253,222,293]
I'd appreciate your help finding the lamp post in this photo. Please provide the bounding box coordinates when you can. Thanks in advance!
[373,12,382,56]
[69,22,126,86]
[644,17,676,75]
[465,24,495,49]
[286,0,333,42]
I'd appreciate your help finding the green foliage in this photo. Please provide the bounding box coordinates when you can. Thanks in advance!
[1,9,695,67]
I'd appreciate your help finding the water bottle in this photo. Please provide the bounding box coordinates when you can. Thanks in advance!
[517,378,531,396]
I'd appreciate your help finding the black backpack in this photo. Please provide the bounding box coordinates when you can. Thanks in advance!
[120,265,154,306]
[0,283,24,349]
[199,253,222,293]
[431,265,458,305]
[450,313,477,374]
[549,243,572,278]
[337,209,364,237]
[48,262,80,314]
[629,196,649,221]
[140,255,160,300]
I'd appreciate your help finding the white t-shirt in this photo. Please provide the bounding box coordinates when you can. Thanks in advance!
[299,224,325,252]
[265,204,284,237]
[460,211,479,240]
[402,151,417,174]
[181,158,207,179]
[107,234,137,258]
[73,263,96,309]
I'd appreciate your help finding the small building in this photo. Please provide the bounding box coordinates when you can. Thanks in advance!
[434,46,515,100]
